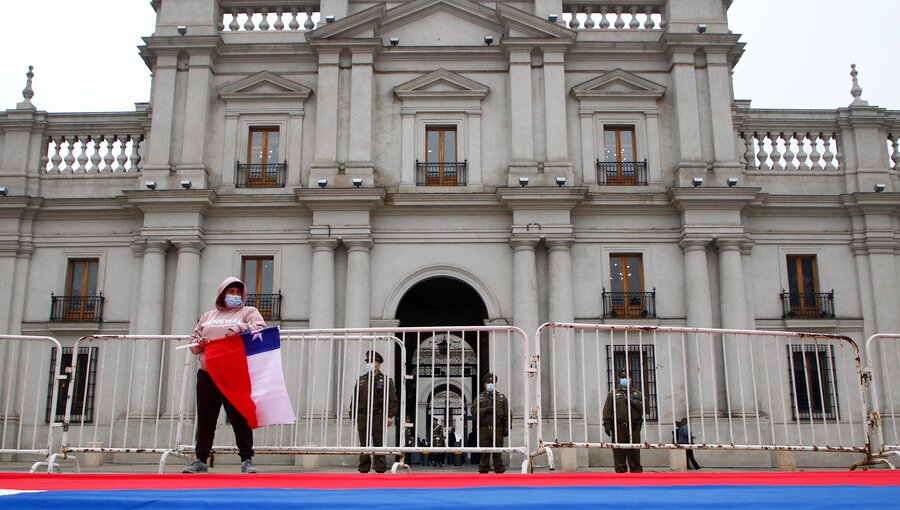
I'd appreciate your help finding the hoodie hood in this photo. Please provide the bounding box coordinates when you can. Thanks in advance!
[215,276,248,311]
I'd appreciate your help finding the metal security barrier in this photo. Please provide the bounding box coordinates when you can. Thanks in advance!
[0,335,64,473]
[174,326,532,473]
[50,334,196,473]
[864,334,900,468]
[530,323,869,470]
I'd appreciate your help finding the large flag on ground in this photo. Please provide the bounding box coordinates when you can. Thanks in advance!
[204,326,295,429]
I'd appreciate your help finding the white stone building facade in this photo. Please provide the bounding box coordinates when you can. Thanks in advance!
[0,0,898,468]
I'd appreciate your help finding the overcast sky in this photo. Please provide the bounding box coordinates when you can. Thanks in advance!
[1,0,897,113]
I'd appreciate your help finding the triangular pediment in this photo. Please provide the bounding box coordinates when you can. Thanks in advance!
[308,0,574,45]
[571,69,666,99]
[394,69,489,100]
[218,71,312,101]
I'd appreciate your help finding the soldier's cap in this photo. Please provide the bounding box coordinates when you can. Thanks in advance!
[483,372,497,384]
[365,351,383,363]
[616,368,628,379]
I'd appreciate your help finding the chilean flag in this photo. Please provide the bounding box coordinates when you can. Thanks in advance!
[204,326,296,429]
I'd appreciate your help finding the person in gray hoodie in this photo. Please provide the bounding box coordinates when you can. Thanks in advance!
[183,277,266,474]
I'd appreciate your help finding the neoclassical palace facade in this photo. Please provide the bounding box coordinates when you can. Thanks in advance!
[0,0,898,465]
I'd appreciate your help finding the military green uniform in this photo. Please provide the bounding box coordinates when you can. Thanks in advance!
[352,369,399,473]
[470,389,509,473]
[602,384,644,473]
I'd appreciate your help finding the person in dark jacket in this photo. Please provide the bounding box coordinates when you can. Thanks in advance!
[470,373,509,473]
[351,350,399,473]
[602,368,644,473]
[675,418,701,470]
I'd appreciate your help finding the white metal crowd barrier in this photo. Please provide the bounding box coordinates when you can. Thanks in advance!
[0,335,64,473]
[49,334,196,473]
[530,323,869,470]
[864,333,900,468]
[172,326,533,473]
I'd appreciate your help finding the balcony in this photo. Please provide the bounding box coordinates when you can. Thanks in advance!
[781,290,835,319]
[416,160,467,186]
[235,162,287,188]
[596,159,648,186]
[602,289,656,319]
[246,292,282,321]
[50,294,104,322]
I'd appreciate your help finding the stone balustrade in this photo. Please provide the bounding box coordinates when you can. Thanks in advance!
[734,108,843,172]
[218,3,321,32]
[561,3,664,30]
[41,113,148,175]
[889,113,900,170]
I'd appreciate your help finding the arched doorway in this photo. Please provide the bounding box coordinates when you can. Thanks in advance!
[394,277,488,453]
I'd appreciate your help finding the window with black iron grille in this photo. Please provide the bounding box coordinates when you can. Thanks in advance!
[46,346,98,423]
[606,344,658,421]
[787,344,839,421]
[242,256,281,320]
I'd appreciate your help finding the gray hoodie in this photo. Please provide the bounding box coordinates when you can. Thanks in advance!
[189,276,266,371]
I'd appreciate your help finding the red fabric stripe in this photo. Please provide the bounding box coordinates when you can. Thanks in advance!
[1,472,898,491]
[203,335,258,429]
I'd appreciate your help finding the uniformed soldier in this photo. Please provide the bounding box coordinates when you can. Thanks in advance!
[351,351,399,473]
[470,373,508,474]
[602,368,644,473]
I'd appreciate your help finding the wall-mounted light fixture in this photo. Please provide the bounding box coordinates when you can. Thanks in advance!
[518,177,529,187]
[325,15,335,23]
[177,26,187,36]
[874,183,886,192]
[484,35,494,46]
[0,187,8,196]
[691,177,703,187]
[180,180,192,189]
[317,179,328,188]
[555,176,566,186]
[352,178,363,188]
[696,24,707,33]
[145,181,157,190]
[726,177,738,187]
[548,14,558,22]
[389,37,399,46]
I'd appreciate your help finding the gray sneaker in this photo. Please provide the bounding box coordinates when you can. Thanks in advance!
[182,460,208,474]
[241,459,257,474]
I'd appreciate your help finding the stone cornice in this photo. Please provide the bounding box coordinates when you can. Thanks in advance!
[497,186,588,210]
[121,189,217,214]
[296,187,386,211]
[667,187,762,212]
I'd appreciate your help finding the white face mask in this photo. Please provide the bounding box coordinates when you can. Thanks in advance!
[619,378,629,387]
[485,383,495,393]
[224,295,243,309]
[365,363,375,373]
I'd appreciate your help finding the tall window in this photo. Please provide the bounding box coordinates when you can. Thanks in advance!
[247,127,280,187]
[608,254,646,317]
[46,346,98,423]
[606,345,657,421]
[788,344,838,421]
[424,126,458,186]
[64,258,99,321]
[786,255,820,316]
[603,126,637,185]
[242,256,278,319]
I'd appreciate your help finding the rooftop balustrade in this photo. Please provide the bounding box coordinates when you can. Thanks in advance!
[562,2,664,31]
[218,1,321,32]
[39,112,149,175]
[734,108,844,172]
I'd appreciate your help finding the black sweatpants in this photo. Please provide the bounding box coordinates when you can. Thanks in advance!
[195,369,254,462]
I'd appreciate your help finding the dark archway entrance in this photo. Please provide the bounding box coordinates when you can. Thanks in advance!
[394,277,488,455]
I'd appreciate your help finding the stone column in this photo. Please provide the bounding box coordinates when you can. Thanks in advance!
[166,241,203,416]
[144,53,179,174]
[312,50,340,170]
[347,50,374,168]
[679,238,715,416]
[547,239,576,416]
[344,239,373,329]
[400,110,416,187]
[868,244,900,334]
[307,237,337,420]
[0,251,16,334]
[508,48,535,166]
[543,48,569,164]
[179,52,213,170]
[670,51,703,166]
[705,52,740,168]
[716,239,755,416]
[511,238,540,411]
[130,240,168,414]
[578,112,596,185]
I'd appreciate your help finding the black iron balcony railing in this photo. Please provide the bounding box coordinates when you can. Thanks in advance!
[781,290,835,319]
[246,292,282,321]
[416,160,467,186]
[50,293,104,322]
[597,159,648,186]
[235,161,287,188]
[602,288,656,319]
